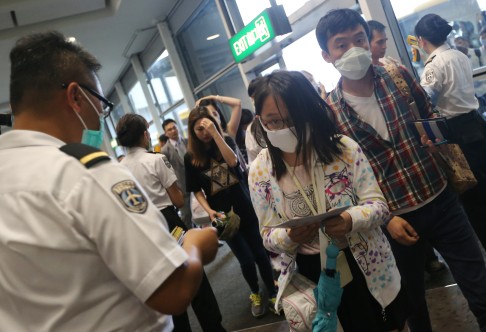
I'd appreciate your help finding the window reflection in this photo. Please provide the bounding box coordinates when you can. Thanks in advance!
[127,82,153,123]
[197,67,249,122]
[390,0,486,74]
[235,0,310,25]
[282,30,341,93]
[147,50,184,113]
[176,0,233,86]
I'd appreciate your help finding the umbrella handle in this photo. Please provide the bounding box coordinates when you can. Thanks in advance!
[325,243,339,276]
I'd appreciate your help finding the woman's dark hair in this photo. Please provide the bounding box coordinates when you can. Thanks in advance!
[248,76,264,98]
[415,14,452,47]
[187,106,224,167]
[253,70,342,180]
[316,9,370,53]
[115,113,148,147]
[198,98,228,132]
[235,108,254,150]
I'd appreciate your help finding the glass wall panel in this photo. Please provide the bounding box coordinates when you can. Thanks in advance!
[110,103,126,125]
[235,0,310,25]
[389,0,486,74]
[176,0,234,87]
[127,82,154,123]
[282,30,341,93]
[147,50,184,113]
[197,67,249,123]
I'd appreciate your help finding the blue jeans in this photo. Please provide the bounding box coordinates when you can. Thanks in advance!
[384,186,486,332]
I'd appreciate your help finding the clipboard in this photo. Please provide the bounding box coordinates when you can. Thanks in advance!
[408,117,451,145]
[265,206,350,229]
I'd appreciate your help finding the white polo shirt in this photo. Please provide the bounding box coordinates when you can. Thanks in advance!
[121,147,178,210]
[0,130,188,332]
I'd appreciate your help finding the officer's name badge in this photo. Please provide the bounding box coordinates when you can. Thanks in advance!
[112,180,148,213]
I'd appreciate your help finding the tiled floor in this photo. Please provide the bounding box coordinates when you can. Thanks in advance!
[189,245,483,332]
[234,284,480,332]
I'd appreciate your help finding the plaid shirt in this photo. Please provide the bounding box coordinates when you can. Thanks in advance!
[326,65,446,211]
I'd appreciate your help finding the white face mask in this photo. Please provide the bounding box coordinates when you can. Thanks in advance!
[260,123,298,153]
[334,47,372,80]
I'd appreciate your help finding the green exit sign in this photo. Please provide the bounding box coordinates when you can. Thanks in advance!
[229,9,278,63]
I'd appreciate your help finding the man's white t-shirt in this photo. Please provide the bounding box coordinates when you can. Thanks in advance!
[342,90,390,141]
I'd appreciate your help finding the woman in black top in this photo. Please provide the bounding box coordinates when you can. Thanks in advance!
[185,106,277,318]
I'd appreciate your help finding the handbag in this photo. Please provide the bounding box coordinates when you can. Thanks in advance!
[385,64,478,194]
[211,208,240,241]
[281,273,317,332]
[434,143,477,194]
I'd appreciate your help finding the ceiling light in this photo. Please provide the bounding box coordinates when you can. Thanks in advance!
[206,34,220,41]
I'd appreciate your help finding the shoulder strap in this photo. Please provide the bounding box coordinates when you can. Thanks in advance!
[384,63,411,99]
[383,63,422,119]
[60,143,110,168]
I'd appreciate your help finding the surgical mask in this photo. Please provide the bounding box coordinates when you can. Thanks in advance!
[74,88,105,149]
[481,39,486,47]
[334,47,372,80]
[261,125,298,153]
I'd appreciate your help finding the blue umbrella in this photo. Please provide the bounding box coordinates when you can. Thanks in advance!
[312,243,343,332]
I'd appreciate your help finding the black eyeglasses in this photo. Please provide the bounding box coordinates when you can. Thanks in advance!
[61,83,114,118]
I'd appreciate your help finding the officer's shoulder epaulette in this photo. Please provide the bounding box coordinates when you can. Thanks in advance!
[60,143,111,168]
[424,54,436,67]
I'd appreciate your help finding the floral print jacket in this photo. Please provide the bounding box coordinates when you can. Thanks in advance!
[249,135,401,309]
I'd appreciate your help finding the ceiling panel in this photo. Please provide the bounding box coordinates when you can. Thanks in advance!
[14,0,106,26]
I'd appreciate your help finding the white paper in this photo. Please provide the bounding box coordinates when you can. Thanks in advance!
[266,206,350,228]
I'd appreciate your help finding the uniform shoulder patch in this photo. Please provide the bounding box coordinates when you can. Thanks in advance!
[161,154,173,169]
[424,69,434,83]
[111,180,148,213]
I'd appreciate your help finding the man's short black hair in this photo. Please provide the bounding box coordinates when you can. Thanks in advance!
[316,8,370,53]
[162,118,176,130]
[9,31,101,113]
[367,20,386,41]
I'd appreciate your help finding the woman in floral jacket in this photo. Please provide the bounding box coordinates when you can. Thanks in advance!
[248,71,408,331]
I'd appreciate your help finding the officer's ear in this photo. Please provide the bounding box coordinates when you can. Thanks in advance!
[65,82,84,114]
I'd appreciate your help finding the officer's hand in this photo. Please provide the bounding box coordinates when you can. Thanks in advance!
[386,216,419,246]
[183,228,219,265]
[287,223,320,244]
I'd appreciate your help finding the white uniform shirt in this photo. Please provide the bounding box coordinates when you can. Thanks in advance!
[245,125,262,166]
[121,147,178,210]
[0,130,188,332]
[421,44,479,118]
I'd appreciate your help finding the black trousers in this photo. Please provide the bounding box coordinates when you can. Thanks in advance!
[161,206,226,332]
[448,111,486,249]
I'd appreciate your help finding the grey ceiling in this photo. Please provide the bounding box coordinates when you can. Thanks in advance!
[0,0,183,110]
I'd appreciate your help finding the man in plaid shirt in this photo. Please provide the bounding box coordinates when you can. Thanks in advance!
[316,8,486,332]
